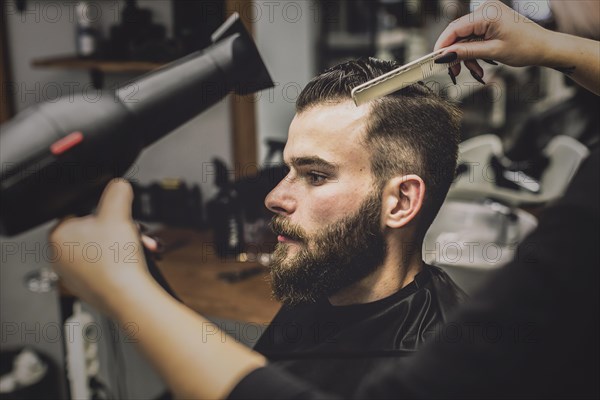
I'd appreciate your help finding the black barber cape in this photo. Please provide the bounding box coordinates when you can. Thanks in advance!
[252,264,467,396]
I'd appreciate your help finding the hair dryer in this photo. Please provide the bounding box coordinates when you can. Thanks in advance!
[0,13,273,236]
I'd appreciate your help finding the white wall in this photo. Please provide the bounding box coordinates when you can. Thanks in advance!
[5,0,172,112]
[254,0,318,162]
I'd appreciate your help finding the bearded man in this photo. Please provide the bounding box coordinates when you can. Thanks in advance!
[251,58,467,395]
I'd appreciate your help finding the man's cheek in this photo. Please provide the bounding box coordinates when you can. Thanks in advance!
[307,197,342,225]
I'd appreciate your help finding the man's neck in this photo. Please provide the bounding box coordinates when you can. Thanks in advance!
[328,249,423,306]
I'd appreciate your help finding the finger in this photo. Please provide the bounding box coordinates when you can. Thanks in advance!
[48,214,82,240]
[482,59,498,66]
[141,234,158,252]
[448,68,457,85]
[450,63,461,78]
[434,11,489,50]
[442,40,502,64]
[96,178,134,222]
[464,59,484,79]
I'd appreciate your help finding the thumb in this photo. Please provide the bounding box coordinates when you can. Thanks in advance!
[49,214,79,236]
[96,178,134,222]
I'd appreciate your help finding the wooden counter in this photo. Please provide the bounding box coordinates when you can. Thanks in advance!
[151,228,281,324]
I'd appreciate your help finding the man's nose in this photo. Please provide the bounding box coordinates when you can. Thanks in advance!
[265,178,296,216]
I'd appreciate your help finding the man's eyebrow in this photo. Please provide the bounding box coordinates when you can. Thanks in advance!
[287,156,337,171]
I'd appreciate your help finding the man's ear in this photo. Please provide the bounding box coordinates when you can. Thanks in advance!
[381,175,425,229]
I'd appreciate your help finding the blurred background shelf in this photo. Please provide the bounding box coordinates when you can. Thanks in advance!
[31,56,167,88]
[31,55,165,73]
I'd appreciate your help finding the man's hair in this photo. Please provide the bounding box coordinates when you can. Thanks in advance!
[296,58,462,240]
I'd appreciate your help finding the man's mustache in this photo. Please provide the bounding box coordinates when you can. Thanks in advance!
[270,216,308,242]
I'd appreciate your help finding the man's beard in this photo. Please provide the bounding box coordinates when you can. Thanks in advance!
[269,191,387,306]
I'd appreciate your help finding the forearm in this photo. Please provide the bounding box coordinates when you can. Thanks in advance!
[541,30,600,95]
[109,274,266,399]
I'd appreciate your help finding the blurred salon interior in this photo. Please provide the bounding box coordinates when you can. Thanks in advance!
[0,0,598,398]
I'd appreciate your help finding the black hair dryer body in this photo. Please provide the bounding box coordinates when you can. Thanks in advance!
[0,13,273,236]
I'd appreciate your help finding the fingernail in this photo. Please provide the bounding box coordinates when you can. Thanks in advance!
[483,59,498,66]
[434,52,458,64]
[448,68,457,85]
[470,70,486,85]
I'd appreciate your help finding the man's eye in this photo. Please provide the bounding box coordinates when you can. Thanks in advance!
[306,172,327,185]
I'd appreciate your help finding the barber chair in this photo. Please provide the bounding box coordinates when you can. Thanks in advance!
[424,134,589,294]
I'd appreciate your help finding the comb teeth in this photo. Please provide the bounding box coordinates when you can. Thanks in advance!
[351,42,477,105]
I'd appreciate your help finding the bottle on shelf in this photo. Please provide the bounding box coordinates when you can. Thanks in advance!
[75,1,101,58]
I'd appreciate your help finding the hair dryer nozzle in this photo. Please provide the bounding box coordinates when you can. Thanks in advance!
[117,12,274,146]
[211,13,273,95]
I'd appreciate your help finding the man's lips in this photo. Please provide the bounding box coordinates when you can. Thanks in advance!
[277,235,301,244]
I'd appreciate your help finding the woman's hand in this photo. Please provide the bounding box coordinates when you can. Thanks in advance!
[435,0,551,80]
[435,0,600,94]
[49,179,151,315]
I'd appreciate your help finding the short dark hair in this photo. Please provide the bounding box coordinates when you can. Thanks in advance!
[296,58,462,240]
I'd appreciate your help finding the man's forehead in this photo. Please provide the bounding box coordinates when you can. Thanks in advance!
[284,101,371,167]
